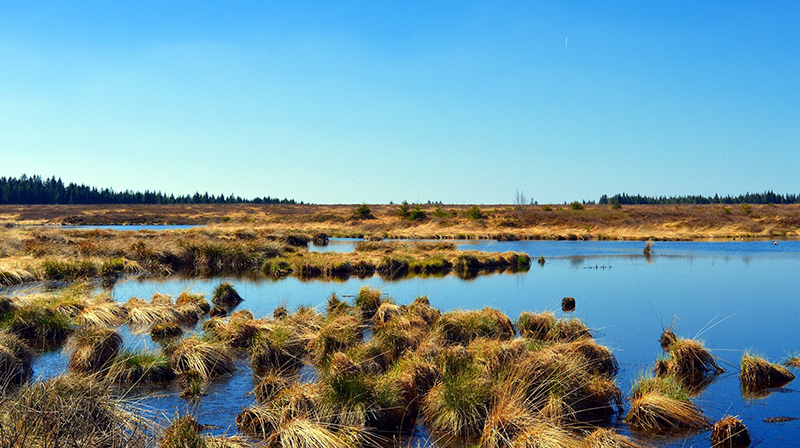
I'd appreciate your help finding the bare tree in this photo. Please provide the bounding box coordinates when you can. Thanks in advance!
[514,189,527,220]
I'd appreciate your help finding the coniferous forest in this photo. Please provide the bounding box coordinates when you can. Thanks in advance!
[0,175,298,205]
[599,192,800,205]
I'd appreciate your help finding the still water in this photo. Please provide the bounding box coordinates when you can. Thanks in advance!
[30,241,800,446]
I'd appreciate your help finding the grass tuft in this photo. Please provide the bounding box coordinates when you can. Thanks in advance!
[710,415,751,448]
[739,353,795,392]
[211,282,243,308]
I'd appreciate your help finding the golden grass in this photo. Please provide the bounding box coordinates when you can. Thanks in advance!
[0,373,156,447]
[75,301,127,327]
[66,327,122,374]
[511,421,582,448]
[0,330,33,389]
[625,391,710,433]
[581,428,642,447]
[654,337,723,383]
[171,337,235,381]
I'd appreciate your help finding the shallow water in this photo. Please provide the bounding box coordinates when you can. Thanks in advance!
[22,241,800,445]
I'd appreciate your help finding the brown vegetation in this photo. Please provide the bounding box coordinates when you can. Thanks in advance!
[2,203,800,241]
[711,415,751,448]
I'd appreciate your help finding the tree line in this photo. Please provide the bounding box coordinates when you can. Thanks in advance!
[0,175,299,205]
[598,191,800,205]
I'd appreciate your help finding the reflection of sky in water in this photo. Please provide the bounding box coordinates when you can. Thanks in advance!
[24,241,800,445]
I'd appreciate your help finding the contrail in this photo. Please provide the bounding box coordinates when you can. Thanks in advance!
[565,36,568,48]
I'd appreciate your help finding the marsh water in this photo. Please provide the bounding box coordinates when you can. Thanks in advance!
[26,240,800,446]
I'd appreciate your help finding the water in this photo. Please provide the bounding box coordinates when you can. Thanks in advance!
[19,241,800,445]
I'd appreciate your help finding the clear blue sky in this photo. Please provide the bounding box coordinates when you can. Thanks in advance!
[1,2,798,204]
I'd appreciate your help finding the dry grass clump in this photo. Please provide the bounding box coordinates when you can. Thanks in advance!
[211,282,243,308]
[253,370,291,403]
[106,349,175,384]
[407,296,441,325]
[434,308,515,345]
[126,304,180,329]
[207,312,268,348]
[308,315,364,364]
[710,415,750,448]
[503,348,622,425]
[0,373,154,447]
[150,292,173,306]
[0,330,33,389]
[354,285,382,319]
[67,327,122,374]
[517,312,556,340]
[171,337,235,382]
[423,356,493,438]
[0,267,36,287]
[581,428,642,447]
[150,322,183,339]
[659,328,677,350]
[508,421,582,448]
[787,356,800,368]
[373,301,401,325]
[625,391,710,433]
[160,414,205,448]
[1,303,74,345]
[237,382,370,445]
[655,337,722,377]
[75,301,127,327]
[316,353,405,430]
[477,387,537,448]
[630,374,689,402]
[547,318,592,343]
[326,293,352,317]
[549,339,619,378]
[176,291,211,313]
[739,353,795,392]
[250,322,306,375]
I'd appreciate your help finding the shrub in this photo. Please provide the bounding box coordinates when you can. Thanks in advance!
[352,203,374,220]
[409,206,426,221]
[396,201,410,219]
[570,201,585,210]
[465,206,484,220]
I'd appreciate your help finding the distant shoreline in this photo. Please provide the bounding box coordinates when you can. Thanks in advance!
[2,203,799,241]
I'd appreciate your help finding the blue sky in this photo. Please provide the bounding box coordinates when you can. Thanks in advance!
[1,2,798,204]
